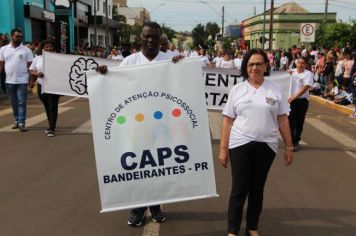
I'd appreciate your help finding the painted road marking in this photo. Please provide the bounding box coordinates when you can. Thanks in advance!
[72,119,92,134]
[306,117,356,160]
[143,212,160,236]
[0,107,73,132]
[59,97,80,107]
[346,151,356,161]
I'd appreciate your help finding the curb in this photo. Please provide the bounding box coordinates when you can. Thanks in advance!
[310,95,354,116]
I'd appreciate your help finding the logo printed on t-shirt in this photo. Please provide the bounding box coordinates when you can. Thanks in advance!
[265,97,276,105]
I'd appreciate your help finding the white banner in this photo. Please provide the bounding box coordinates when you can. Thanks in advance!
[43,51,120,97]
[204,68,291,110]
[43,53,290,110]
[86,58,218,213]
[204,67,243,109]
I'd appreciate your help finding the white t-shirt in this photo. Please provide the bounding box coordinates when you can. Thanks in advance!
[119,51,170,67]
[109,54,124,61]
[335,60,344,76]
[217,59,234,68]
[200,55,210,67]
[0,43,33,84]
[280,56,288,65]
[290,69,314,99]
[29,55,44,85]
[233,58,242,70]
[166,50,180,59]
[213,56,222,66]
[223,80,290,153]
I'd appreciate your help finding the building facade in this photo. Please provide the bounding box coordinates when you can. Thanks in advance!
[0,0,120,51]
[241,2,336,49]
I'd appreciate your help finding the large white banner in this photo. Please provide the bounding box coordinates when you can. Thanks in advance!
[204,68,291,110]
[43,52,290,110]
[43,51,120,97]
[86,58,218,213]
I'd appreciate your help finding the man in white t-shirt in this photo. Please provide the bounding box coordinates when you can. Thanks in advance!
[0,28,33,131]
[97,21,183,227]
[288,57,314,151]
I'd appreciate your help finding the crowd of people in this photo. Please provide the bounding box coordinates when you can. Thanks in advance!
[0,23,355,236]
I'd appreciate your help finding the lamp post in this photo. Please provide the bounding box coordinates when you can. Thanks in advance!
[199,1,224,37]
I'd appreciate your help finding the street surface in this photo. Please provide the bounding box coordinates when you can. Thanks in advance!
[1,94,356,236]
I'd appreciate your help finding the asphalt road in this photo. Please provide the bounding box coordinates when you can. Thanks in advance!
[1,94,355,236]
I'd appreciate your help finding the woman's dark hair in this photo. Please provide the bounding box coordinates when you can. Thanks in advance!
[241,48,270,78]
[36,39,55,55]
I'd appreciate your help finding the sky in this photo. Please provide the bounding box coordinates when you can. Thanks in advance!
[127,0,356,32]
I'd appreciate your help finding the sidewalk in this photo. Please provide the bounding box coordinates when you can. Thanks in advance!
[310,95,354,116]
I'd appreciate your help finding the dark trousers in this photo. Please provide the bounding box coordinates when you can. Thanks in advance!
[37,84,60,130]
[133,205,161,214]
[288,98,309,145]
[228,142,275,235]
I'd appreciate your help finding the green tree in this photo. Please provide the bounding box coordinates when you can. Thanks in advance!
[205,22,220,40]
[162,24,176,41]
[192,24,207,47]
[317,21,355,49]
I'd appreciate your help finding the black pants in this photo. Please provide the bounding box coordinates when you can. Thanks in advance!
[37,84,60,131]
[228,142,275,235]
[288,98,309,145]
[133,205,161,214]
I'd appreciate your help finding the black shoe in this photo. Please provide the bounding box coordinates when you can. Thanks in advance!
[12,123,19,129]
[128,210,145,227]
[18,124,27,132]
[47,130,55,137]
[151,210,166,223]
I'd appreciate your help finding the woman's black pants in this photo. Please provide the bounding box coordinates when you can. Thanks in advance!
[37,84,60,131]
[228,142,275,235]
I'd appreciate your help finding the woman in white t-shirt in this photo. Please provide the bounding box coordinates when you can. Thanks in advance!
[219,48,293,236]
[29,39,60,137]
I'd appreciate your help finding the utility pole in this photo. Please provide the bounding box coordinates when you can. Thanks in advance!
[262,0,267,49]
[324,0,329,23]
[94,0,97,46]
[268,0,274,50]
[221,6,225,37]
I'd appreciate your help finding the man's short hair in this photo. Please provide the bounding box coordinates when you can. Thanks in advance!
[11,28,22,36]
[142,21,162,35]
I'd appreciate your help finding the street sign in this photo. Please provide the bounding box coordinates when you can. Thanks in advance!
[300,23,315,43]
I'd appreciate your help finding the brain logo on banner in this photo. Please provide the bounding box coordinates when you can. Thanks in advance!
[69,58,99,95]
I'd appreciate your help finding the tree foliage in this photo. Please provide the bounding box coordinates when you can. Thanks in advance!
[192,24,207,47]
[205,22,220,40]
[162,24,176,41]
[317,21,356,49]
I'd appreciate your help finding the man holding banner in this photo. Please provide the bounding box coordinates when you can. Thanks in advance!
[97,21,184,227]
